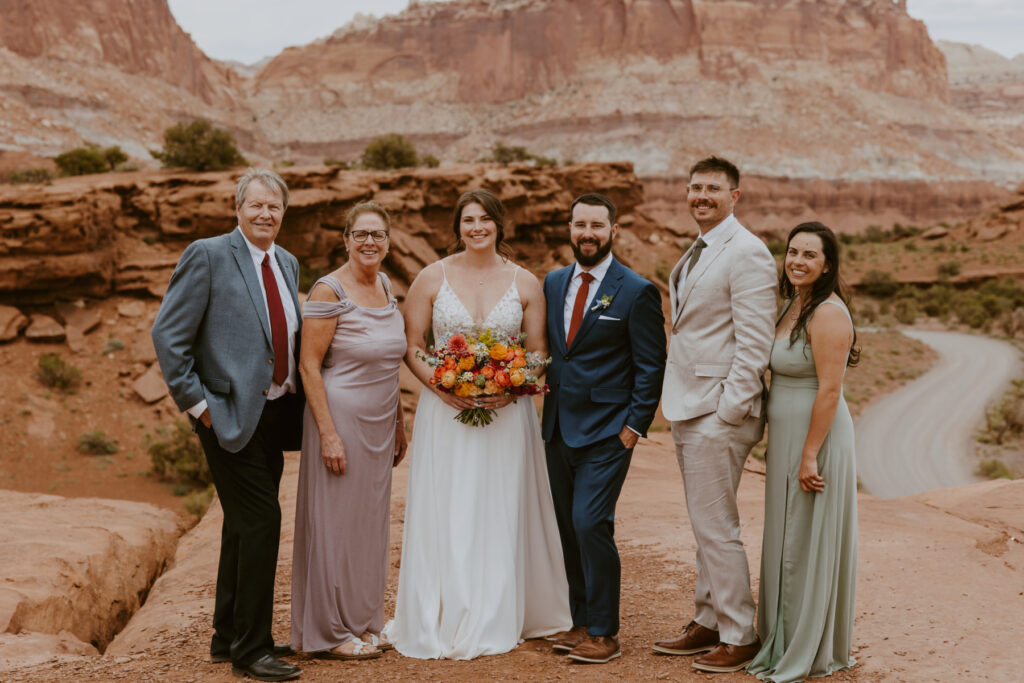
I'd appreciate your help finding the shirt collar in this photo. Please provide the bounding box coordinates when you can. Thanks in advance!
[237,226,276,263]
[573,253,615,283]
[696,213,735,247]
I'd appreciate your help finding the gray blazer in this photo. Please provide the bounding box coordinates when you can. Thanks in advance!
[152,228,302,453]
[662,215,777,425]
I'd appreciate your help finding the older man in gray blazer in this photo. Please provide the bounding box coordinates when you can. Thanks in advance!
[152,168,303,682]
[653,156,777,674]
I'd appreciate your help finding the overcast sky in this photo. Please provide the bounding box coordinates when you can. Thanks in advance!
[167,0,1023,65]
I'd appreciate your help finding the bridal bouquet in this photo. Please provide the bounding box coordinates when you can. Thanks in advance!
[422,329,551,427]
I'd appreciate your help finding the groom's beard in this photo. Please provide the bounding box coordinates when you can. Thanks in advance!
[571,237,613,267]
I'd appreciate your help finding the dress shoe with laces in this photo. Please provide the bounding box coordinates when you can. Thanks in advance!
[651,620,719,655]
[212,644,295,665]
[551,626,589,653]
[692,639,762,673]
[567,636,621,664]
[231,654,301,681]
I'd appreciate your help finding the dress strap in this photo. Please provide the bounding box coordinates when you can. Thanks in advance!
[379,272,395,301]
[512,265,520,283]
[439,259,448,283]
[302,275,355,319]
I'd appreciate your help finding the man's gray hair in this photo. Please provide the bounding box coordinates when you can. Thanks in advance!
[235,168,289,210]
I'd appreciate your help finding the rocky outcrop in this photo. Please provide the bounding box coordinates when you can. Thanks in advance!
[0,490,180,659]
[0,163,666,303]
[937,41,1024,148]
[247,0,1024,183]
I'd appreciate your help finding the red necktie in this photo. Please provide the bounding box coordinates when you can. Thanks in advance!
[261,254,289,386]
[566,272,595,347]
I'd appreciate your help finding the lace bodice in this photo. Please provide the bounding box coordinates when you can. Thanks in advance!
[432,263,523,342]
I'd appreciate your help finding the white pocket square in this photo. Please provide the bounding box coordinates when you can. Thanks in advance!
[598,315,621,321]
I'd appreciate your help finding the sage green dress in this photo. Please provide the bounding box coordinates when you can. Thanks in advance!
[748,300,857,682]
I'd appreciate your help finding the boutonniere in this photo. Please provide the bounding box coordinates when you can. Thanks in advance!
[591,295,613,312]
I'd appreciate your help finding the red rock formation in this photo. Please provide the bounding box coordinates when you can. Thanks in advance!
[0,163,666,303]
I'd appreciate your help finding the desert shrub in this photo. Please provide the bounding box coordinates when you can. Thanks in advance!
[654,263,671,283]
[764,235,787,257]
[421,154,441,168]
[361,133,418,170]
[183,484,216,516]
[488,141,557,167]
[977,458,1013,480]
[113,161,139,173]
[919,283,954,318]
[299,264,328,293]
[150,119,247,171]
[324,158,350,168]
[36,353,82,392]
[863,225,887,243]
[147,419,212,487]
[78,431,119,455]
[8,167,55,184]
[55,144,128,176]
[977,379,1024,445]
[953,297,990,329]
[859,270,900,298]
[937,261,961,278]
[103,338,125,353]
[893,298,919,325]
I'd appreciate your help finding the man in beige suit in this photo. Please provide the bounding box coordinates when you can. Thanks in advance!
[652,156,777,673]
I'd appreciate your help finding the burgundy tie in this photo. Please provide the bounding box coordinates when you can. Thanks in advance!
[261,254,289,386]
[566,272,595,347]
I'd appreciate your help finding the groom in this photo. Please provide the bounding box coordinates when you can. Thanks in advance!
[542,193,666,664]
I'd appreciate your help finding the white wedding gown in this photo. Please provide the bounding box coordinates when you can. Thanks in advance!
[386,267,572,659]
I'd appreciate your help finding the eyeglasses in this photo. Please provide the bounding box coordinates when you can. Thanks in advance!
[349,230,389,243]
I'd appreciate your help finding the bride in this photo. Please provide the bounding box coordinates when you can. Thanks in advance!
[387,188,572,659]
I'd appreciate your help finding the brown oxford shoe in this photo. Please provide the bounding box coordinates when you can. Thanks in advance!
[567,635,621,664]
[551,625,589,653]
[651,620,719,655]
[692,638,762,673]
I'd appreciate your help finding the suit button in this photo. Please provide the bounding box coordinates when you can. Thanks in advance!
[563,354,569,361]
[268,358,273,364]
[263,389,269,396]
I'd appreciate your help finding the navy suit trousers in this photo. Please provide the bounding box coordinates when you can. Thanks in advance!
[545,426,633,637]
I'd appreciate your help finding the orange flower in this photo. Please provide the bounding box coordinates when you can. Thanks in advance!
[448,333,468,354]
[511,357,526,368]
[489,343,509,360]
[444,357,458,371]
[433,366,444,379]
[480,366,495,379]
[494,370,511,388]
[509,369,526,387]
[484,380,500,394]
[504,349,516,362]
[514,347,526,357]
[441,370,457,388]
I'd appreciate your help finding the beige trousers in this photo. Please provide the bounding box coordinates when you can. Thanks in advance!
[671,411,764,646]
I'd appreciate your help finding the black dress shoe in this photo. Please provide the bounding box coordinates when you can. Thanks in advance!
[231,654,301,681]
[272,644,296,657]
[210,652,231,664]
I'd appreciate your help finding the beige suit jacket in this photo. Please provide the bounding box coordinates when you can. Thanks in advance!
[662,214,777,425]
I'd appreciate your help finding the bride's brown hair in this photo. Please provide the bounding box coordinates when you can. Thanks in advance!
[447,188,514,259]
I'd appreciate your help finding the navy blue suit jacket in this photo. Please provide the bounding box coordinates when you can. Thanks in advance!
[542,257,667,448]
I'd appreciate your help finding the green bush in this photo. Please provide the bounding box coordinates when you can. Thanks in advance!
[859,270,900,298]
[977,379,1024,445]
[78,431,119,455]
[103,338,125,353]
[361,133,418,170]
[490,141,532,164]
[147,419,212,486]
[150,119,247,171]
[893,298,919,325]
[977,458,1013,480]
[37,353,82,392]
[55,144,128,176]
[954,298,990,329]
[919,283,954,318]
[324,158,350,168]
[7,167,55,184]
[937,261,961,278]
[421,154,441,168]
[183,484,215,516]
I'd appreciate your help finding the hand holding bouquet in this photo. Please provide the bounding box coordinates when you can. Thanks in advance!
[421,329,551,427]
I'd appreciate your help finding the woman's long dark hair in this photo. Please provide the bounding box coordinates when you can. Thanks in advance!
[781,222,860,366]
[447,188,514,259]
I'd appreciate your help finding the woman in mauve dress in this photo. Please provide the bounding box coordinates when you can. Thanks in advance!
[290,201,407,661]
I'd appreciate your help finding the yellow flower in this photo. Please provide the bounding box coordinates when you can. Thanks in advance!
[509,369,526,387]
[454,382,472,397]
[458,356,475,371]
[489,343,509,360]
[441,370,457,388]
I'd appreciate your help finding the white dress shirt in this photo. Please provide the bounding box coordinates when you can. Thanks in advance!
[563,252,615,339]
[187,227,299,418]
[676,213,731,300]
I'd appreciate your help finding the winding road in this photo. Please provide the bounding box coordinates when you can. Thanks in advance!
[855,330,1022,498]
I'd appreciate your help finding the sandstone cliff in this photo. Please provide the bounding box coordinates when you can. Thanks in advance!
[248,0,1023,184]
[0,163,670,304]
[938,40,1024,149]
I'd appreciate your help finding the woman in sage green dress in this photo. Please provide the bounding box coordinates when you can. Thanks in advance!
[749,222,859,683]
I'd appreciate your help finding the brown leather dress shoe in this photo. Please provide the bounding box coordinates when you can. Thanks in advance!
[567,636,621,664]
[692,639,762,673]
[652,620,719,655]
[551,625,589,652]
